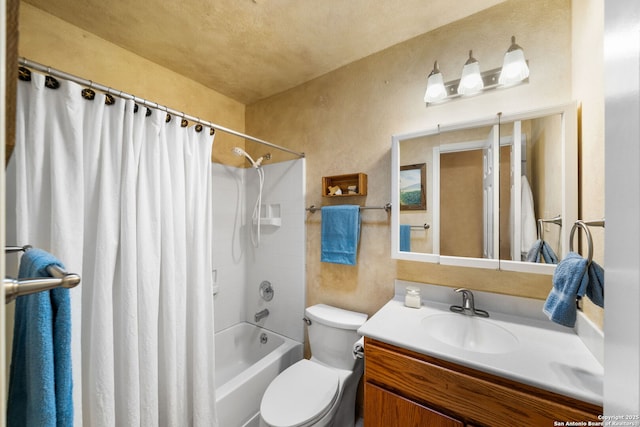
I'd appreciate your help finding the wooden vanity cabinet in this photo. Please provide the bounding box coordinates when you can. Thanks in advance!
[363,338,602,427]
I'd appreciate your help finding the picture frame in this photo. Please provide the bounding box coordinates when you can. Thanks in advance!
[400,163,426,210]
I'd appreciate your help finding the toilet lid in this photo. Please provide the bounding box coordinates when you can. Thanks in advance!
[261,360,340,427]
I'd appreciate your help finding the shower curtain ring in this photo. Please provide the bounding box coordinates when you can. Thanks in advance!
[104,88,116,105]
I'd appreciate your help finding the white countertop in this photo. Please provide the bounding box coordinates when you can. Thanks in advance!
[357,284,604,406]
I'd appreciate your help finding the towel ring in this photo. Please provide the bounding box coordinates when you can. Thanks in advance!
[569,221,593,265]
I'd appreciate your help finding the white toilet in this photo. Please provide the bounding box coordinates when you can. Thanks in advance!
[260,304,368,427]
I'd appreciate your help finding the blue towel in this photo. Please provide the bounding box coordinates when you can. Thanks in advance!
[7,249,73,427]
[525,240,543,262]
[399,225,411,252]
[543,252,588,327]
[321,205,361,265]
[525,239,559,264]
[540,242,559,264]
[586,260,604,308]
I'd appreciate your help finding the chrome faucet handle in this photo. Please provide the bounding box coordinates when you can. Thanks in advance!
[473,308,490,318]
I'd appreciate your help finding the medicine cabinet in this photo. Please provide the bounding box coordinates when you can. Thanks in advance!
[391,103,577,274]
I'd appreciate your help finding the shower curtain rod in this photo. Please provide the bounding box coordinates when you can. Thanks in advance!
[18,57,305,159]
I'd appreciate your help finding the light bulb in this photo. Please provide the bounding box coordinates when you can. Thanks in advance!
[424,61,447,103]
[499,36,530,86]
[457,50,484,96]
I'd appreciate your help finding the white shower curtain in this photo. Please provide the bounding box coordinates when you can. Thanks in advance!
[6,73,217,426]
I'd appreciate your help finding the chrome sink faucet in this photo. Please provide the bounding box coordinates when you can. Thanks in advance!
[450,288,490,318]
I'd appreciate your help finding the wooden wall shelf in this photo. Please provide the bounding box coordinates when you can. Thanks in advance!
[322,173,367,197]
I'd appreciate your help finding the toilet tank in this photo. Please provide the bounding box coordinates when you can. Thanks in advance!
[305,304,368,371]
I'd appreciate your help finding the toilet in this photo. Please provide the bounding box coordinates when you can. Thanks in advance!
[260,304,368,427]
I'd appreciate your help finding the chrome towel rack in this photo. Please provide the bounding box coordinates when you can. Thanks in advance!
[569,219,605,265]
[537,215,562,241]
[4,245,81,303]
[410,224,430,230]
[403,224,430,230]
[306,203,392,214]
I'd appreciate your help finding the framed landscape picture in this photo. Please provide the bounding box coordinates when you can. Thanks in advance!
[400,163,426,210]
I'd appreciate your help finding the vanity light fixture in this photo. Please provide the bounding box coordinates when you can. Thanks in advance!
[457,50,484,96]
[423,61,447,103]
[498,36,530,86]
[424,36,529,106]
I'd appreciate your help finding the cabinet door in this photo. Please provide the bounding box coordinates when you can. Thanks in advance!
[364,383,463,427]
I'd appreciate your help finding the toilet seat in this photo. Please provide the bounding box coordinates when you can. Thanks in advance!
[260,359,340,427]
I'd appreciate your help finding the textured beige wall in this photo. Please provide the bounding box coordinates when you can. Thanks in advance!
[247,0,576,318]
[17,2,247,167]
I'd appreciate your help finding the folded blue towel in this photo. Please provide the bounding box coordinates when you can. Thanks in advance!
[321,205,361,265]
[525,239,559,264]
[586,260,604,308]
[399,225,411,252]
[543,252,588,327]
[7,248,73,427]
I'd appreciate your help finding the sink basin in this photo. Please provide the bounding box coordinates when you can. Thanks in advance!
[421,313,519,354]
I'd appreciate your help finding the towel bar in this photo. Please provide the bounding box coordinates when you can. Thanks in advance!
[4,245,81,303]
[410,224,430,230]
[306,203,391,214]
[537,215,562,241]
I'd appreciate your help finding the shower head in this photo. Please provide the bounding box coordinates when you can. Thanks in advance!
[232,146,260,168]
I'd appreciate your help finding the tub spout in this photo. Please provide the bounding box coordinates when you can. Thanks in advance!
[255,309,269,322]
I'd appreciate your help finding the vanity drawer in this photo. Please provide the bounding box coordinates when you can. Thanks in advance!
[364,338,602,427]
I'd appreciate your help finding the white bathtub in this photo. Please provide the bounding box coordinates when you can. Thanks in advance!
[215,322,303,427]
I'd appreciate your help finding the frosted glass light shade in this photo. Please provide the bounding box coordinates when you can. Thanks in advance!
[457,52,484,96]
[499,37,529,86]
[424,71,446,103]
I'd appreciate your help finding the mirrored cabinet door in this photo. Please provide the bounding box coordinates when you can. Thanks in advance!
[392,129,440,263]
[498,104,577,274]
[396,132,439,258]
[436,123,500,269]
[391,119,501,269]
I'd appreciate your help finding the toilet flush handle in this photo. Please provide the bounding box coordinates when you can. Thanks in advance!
[303,317,312,326]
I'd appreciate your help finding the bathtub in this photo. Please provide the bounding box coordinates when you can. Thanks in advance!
[215,322,303,427]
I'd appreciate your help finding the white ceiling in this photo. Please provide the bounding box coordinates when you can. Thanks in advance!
[24,0,505,104]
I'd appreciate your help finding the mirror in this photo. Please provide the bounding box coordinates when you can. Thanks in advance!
[391,103,577,274]
[498,105,577,273]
